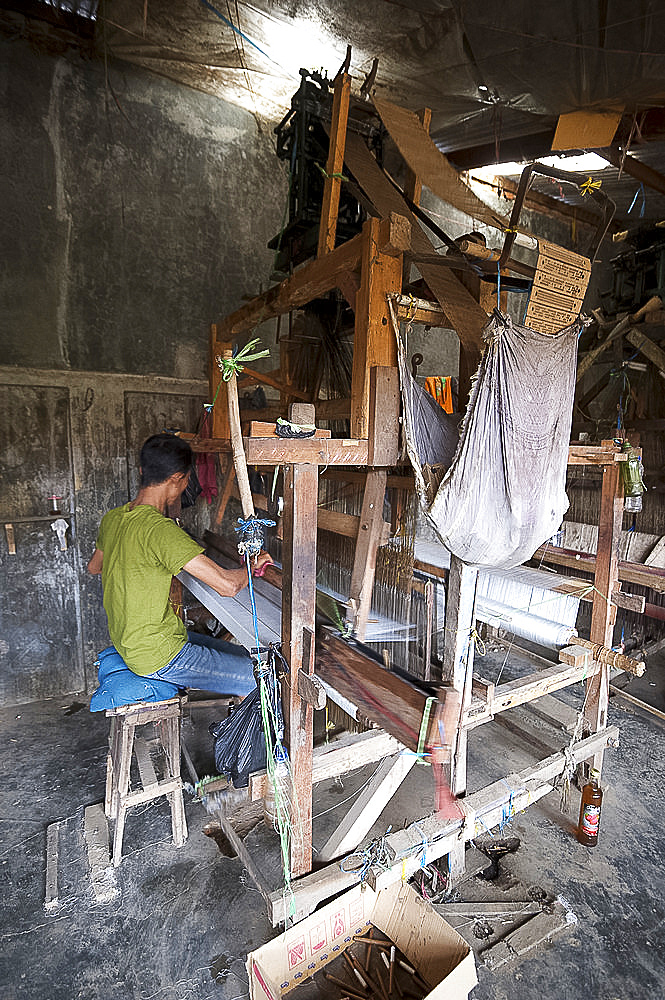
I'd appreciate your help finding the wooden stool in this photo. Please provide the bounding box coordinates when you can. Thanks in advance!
[104,694,188,866]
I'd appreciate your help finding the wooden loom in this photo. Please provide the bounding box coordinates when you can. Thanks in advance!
[184,78,642,923]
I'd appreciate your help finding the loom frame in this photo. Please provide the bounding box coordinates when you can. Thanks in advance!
[185,80,632,912]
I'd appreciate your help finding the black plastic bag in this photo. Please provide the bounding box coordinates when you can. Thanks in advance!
[209,646,286,788]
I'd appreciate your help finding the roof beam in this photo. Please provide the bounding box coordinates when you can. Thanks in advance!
[597,145,665,198]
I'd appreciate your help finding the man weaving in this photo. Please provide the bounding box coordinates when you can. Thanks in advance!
[88,433,272,696]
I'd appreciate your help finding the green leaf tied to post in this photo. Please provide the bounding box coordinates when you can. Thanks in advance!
[216,338,270,381]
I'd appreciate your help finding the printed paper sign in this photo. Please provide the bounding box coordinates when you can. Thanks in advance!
[525,239,591,336]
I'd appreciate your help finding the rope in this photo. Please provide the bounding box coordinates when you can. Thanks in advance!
[581,176,602,196]
[216,338,270,382]
[315,162,350,183]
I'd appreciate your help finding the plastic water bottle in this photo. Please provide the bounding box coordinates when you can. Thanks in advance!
[263,745,291,829]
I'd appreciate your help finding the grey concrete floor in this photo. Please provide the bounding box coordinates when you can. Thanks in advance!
[1,650,664,1000]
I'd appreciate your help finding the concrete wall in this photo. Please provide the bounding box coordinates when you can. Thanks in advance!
[0,35,286,705]
[0,35,285,376]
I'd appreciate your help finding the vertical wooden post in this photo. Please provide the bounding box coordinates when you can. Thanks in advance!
[441,555,478,797]
[585,454,623,773]
[281,402,318,877]
[210,326,231,440]
[346,469,388,640]
[317,72,351,257]
[350,218,403,438]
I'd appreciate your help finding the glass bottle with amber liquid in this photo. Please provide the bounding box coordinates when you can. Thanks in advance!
[577,768,603,846]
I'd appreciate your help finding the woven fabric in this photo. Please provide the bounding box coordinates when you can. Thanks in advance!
[400,311,580,570]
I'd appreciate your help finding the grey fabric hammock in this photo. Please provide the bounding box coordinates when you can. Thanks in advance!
[398,310,580,571]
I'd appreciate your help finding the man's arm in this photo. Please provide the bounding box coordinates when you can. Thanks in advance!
[87,549,104,575]
[182,551,273,598]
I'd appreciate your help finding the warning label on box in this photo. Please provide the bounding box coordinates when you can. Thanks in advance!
[288,938,306,970]
[331,909,347,939]
[310,922,328,954]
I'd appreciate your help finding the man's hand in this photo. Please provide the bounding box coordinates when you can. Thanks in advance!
[87,549,104,575]
[252,551,274,578]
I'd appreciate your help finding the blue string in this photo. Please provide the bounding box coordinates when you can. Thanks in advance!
[198,0,276,65]
[627,183,646,218]
[497,263,501,310]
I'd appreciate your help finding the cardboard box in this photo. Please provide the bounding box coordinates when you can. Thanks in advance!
[247,881,478,1000]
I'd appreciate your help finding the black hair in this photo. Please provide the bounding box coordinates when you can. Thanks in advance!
[139,434,193,487]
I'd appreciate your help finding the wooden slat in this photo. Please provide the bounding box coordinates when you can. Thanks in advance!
[368,366,400,466]
[248,421,331,439]
[347,469,388,639]
[442,555,478,796]
[209,329,230,440]
[317,751,417,862]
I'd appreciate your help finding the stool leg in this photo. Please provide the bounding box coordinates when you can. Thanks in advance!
[169,787,188,847]
[110,721,135,865]
[162,712,187,848]
[113,803,128,867]
[105,716,118,818]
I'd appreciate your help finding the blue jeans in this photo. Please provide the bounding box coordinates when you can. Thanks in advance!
[145,631,255,696]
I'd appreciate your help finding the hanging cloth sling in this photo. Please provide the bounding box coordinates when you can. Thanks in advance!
[398,310,581,570]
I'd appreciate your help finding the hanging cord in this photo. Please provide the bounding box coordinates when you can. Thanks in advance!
[235,515,299,922]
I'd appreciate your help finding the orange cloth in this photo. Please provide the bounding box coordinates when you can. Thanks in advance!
[424,376,453,414]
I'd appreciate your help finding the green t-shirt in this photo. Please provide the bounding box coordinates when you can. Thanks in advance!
[96,504,204,675]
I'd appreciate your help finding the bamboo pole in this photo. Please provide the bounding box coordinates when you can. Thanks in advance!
[223,347,255,521]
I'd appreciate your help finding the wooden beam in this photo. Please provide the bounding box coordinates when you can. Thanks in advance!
[351,217,404,438]
[317,72,351,256]
[216,232,364,339]
[248,730,404,800]
[625,327,665,374]
[586,460,623,773]
[403,107,432,207]
[209,328,230,440]
[532,544,665,594]
[599,145,665,198]
[281,404,318,877]
[441,555,478,796]
[188,436,370,466]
